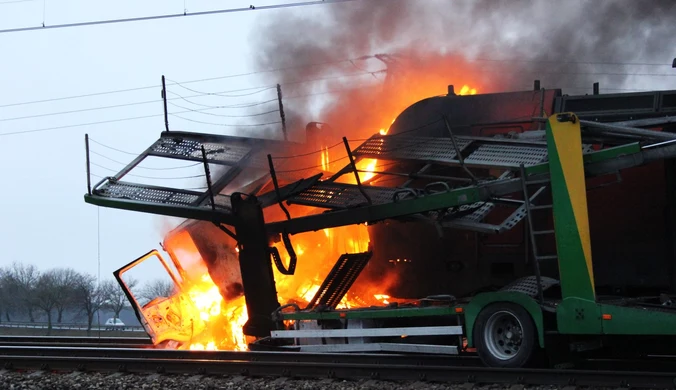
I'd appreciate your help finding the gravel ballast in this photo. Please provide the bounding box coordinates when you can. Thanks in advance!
[0,370,607,390]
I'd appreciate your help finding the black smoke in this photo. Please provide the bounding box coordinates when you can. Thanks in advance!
[249,0,676,138]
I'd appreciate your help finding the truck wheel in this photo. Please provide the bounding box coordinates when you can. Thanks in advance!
[474,302,538,368]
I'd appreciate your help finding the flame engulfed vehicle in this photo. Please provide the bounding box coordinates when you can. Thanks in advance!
[88,81,676,367]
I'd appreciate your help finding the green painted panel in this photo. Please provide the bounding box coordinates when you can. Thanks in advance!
[582,143,641,164]
[464,292,545,348]
[555,297,602,334]
[523,142,641,177]
[600,304,676,335]
[524,162,550,175]
[546,116,595,301]
[280,306,457,321]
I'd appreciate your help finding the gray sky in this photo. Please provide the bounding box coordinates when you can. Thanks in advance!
[1,0,675,288]
[0,0,331,284]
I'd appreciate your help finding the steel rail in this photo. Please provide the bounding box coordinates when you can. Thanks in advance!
[0,346,480,367]
[2,352,676,388]
[0,342,151,348]
[0,335,152,347]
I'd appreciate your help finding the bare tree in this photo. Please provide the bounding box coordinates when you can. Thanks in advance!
[50,268,81,323]
[101,278,136,322]
[0,267,15,322]
[73,273,105,333]
[7,262,39,322]
[138,279,177,306]
[33,270,59,334]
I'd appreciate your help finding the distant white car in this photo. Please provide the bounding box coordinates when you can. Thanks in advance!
[104,318,126,331]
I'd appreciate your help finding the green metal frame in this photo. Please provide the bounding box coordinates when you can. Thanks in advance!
[542,114,676,337]
[464,113,676,347]
[546,113,596,301]
[282,113,676,346]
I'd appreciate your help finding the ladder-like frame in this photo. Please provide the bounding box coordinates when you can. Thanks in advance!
[519,166,555,304]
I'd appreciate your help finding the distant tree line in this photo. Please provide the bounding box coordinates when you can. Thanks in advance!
[0,262,176,334]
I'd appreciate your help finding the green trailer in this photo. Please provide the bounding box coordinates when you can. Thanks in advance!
[83,86,676,367]
[249,113,676,368]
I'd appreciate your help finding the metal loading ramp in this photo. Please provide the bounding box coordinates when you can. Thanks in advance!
[351,133,552,168]
[305,251,373,311]
[85,116,676,237]
[85,131,320,223]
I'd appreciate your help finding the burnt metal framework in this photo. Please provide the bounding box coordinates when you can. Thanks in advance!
[84,88,676,337]
[305,251,373,311]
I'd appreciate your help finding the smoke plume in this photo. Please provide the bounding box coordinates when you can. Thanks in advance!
[250,0,676,140]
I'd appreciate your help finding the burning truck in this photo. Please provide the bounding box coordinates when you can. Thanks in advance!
[85,81,676,367]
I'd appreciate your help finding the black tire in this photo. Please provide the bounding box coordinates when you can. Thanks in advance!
[473,302,538,368]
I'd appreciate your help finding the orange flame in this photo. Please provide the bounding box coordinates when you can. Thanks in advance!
[159,83,478,352]
[458,84,477,95]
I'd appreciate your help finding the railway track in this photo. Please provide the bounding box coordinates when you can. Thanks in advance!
[2,346,676,388]
[0,335,152,348]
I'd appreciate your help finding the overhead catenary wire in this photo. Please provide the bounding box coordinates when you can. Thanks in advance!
[88,137,140,155]
[0,81,381,126]
[0,0,37,4]
[168,92,279,109]
[88,171,209,191]
[166,70,385,104]
[0,55,378,109]
[1,75,671,138]
[0,103,283,136]
[0,98,164,123]
[165,70,384,99]
[0,69,383,123]
[166,80,276,97]
[271,140,345,159]
[169,113,282,127]
[164,70,385,108]
[0,0,366,34]
[471,58,675,67]
[90,150,201,171]
[167,101,279,118]
[90,162,204,180]
[1,50,673,110]
[0,112,168,136]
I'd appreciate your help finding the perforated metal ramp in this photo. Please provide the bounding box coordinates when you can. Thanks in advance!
[85,131,314,223]
[141,131,298,167]
[95,179,235,210]
[464,143,548,168]
[95,181,205,207]
[287,182,408,209]
[353,136,472,163]
[352,134,551,169]
[150,137,252,165]
[306,251,373,310]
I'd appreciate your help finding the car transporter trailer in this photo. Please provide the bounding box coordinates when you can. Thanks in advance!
[83,86,676,368]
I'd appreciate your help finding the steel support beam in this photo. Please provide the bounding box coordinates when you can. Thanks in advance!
[231,193,280,337]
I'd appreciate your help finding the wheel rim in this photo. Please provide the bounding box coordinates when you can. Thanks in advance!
[483,310,524,361]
